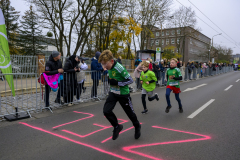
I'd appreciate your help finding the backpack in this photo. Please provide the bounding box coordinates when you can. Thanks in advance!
[38,73,47,85]
[135,60,140,66]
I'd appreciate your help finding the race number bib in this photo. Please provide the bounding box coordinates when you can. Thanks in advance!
[169,81,178,86]
[110,86,121,94]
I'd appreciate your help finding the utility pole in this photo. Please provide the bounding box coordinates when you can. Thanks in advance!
[210,33,222,61]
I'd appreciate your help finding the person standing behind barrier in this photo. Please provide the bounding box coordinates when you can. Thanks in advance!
[149,59,153,71]
[63,55,80,105]
[134,57,142,68]
[134,62,143,91]
[102,67,109,95]
[140,61,159,114]
[44,51,64,107]
[202,63,208,77]
[165,58,183,113]
[99,50,141,140]
[116,56,122,64]
[177,58,181,68]
[159,60,166,86]
[152,61,160,85]
[91,51,103,98]
[76,57,88,102]
[187,61,193,80]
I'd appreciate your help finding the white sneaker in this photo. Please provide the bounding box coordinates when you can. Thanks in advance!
[68,103,73,106]
[77,99,83,103]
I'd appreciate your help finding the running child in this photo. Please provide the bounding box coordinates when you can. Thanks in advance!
[99,50,141,140]
[165,58,183,113]
[140,61,159,114]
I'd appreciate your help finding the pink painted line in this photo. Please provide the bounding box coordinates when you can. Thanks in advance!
[19,122,132,160]
[101,126,135,143]
[122,126,211,160]
[62,119,129,138]
[101,123,142,143]
[52,111,94,129]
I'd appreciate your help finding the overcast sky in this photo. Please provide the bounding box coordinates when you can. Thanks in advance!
[11,0,240,55]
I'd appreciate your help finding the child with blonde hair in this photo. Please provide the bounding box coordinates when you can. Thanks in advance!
[140,61,159,114]
[165,58,183,113]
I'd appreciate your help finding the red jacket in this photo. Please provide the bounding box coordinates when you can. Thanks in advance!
[149,63,153,71]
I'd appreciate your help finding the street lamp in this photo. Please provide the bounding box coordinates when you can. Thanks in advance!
[210,33,222,61]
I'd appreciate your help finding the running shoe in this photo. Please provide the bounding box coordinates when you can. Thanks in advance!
[155,93,159,101]
[179,107,183,113]
[135,124,141,139]
[165,106,172,113]
[112,124,123,140]
[141,109,148,114]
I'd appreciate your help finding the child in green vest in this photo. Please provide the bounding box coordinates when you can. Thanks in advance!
[165,58,183,113]
[140,61,159,114]
[99,50,141,140]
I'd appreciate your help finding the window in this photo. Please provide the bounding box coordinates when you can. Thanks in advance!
[144,46,146,50]
[171,38,175,44]
[190,38,193,44]
[171,30,175,35]
[162,31,164,36]
[166,39,169,45]
[155,40,159,45]
[144,40,147,43]
[166,31,169,35]
[156,32,159,37]
[162,39,164,45]
[177,38,180,44]
[177,30,181,34]
[151,40,154,46]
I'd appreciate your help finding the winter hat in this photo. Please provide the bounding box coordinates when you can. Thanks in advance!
[52,51,60,58]
[95,51,101,60]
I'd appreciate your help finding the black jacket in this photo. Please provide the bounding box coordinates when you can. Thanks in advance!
[45,55,62,75]
[152,63,159,75]
[63,55,79,97]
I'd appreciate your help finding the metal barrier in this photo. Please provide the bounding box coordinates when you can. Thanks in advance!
[0,66,233,120]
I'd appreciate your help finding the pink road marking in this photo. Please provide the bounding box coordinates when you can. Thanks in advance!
[19,122,132,160]
[101,123,142,143]
[122,126,211,160]
[61,119,129,138]
[52,111,94,129]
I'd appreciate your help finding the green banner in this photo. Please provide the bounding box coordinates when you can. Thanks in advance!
[0,8,15,96]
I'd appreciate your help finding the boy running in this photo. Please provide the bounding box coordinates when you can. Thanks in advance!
[165,58,183,113]
[140,61,159,114]
[99,50,141,140]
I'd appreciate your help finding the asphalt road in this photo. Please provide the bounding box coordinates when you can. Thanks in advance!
[0,71,240,160]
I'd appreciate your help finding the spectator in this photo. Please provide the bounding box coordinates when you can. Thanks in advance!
[159,60,166,86]
[63,55,80,105]
[76,57,88,102]
[177,58,181,68]
[116,56,122,64]
[102,67,109,95]
[45,51,64,107]
[202,62,208,77]
[149,59,153,71]
[134,62,143,91]
[91,51,103,98]
[135,57,142,68]
[152,61,160,84]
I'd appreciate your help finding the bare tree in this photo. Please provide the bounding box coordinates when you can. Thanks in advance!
[168,6,198,62]
[27,0,107,56]
[138,0,172,50]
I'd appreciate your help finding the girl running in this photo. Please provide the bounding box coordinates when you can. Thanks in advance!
[140,61,159,114]
[165,58,183,113]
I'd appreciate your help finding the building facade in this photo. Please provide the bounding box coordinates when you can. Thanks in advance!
[143,26,211,63]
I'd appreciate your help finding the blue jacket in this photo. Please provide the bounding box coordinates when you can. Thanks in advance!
[91,57,103,80]
[159,63,165,72]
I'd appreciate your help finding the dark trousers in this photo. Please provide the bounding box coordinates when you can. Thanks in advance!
[91,79,99,97]
[76,82,84,99]
[45,81,62,107]
[165,88,182,108]
[103,92,140,128]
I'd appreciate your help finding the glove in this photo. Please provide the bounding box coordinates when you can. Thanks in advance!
[109,79,118,85]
